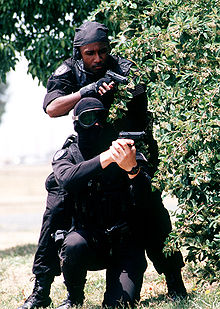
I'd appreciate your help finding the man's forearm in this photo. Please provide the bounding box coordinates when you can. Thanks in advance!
[53,155,103,191]
[46,91,81,117]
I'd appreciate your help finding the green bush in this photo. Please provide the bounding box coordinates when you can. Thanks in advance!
[92,0,220,282]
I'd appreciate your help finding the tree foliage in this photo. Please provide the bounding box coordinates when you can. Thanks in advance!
[0,0,101,85]
[92,0,220,282]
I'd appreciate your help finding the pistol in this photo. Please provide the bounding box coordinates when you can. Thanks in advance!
[118,131,145,142]
[105,70,128,85]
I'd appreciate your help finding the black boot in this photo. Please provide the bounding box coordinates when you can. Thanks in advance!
[165,270,187,300]
[56,287,84,309]
[55,295,72,309]
[17,274,54,309]
[55,294,73,309]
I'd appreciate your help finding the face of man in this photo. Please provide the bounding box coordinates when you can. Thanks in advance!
[80,42,110,75]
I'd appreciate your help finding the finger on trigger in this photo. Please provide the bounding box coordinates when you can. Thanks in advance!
[112,142,126,156]
[110,145,120,156]
[99,86,106,93]
[117,139,134,148]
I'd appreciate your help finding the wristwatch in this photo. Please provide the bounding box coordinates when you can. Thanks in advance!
[127,164,140,175]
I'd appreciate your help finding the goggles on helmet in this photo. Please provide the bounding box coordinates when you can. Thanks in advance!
[72,108,108,128]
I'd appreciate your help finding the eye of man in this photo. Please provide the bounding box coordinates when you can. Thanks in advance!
[85,48,108,56]
[85,50,95,56]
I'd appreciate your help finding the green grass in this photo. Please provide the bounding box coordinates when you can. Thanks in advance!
[0,244,219,309]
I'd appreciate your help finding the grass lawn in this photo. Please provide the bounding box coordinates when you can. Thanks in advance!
[0,243,219,309]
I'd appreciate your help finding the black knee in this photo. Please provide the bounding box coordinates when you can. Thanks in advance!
[60,231,88,268]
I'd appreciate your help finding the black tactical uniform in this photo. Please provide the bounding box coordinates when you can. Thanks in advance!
[18,65,185,309]
[17,21,186,309]
[32,136,78,278]
[43,54,132,113]
[34,54,135,277]
[52,136,147,308]
[50,90,185,308]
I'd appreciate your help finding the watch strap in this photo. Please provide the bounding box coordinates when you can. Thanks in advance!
[127,164,140,175]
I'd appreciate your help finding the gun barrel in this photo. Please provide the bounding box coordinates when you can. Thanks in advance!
[119,131,145,140]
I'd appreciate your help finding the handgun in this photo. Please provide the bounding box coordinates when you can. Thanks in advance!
[105,70,128,85]
[118,131,145,142]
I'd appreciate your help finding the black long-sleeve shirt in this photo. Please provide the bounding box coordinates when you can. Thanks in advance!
[52,142,133,230]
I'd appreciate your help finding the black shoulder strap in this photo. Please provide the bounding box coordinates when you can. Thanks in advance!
[61,134,77,149]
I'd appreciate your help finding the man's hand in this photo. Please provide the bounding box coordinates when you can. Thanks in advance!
[109,139,137,172]
[80,77,115,98]
[79,82,96,98]
[100,139,139,177]
[95,77,115,96]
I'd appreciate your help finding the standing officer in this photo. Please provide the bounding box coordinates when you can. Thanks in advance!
[17,20,141,309]
[53,97,147,308]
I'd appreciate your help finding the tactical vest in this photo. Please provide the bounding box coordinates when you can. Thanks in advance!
[64,139,133,232]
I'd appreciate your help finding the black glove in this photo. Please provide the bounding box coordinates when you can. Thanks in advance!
[95,76,112,90]
[79,77,112,98]
[79,82,96,98]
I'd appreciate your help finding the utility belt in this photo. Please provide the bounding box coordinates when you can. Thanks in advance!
[53,221,131,248]
[75,220,130,237]
[105,221,129,237]
[77,221,132,256]
[53,222,132,261]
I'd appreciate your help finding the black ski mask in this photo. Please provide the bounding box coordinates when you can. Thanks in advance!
[73,98,114,159]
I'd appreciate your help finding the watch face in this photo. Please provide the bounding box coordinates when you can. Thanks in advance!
[127,165,140,175]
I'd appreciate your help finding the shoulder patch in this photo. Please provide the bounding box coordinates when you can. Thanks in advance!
[53,149,68,161]
[54,64,68,76]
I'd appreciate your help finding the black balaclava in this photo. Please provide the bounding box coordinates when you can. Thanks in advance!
[73,21,109,48]
[73,98,116,160]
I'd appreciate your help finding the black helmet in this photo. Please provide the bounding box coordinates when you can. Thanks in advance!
[73,98,108,129]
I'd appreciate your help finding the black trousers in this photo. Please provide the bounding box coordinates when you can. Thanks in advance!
[60,229,147,308]
[32,189,72,276]
[33,189,184,278]
[142,190,185,274]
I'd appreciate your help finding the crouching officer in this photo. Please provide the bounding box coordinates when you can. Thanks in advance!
[53,97,147,308]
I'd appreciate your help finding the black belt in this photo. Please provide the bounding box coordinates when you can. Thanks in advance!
[105,222,129,236]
